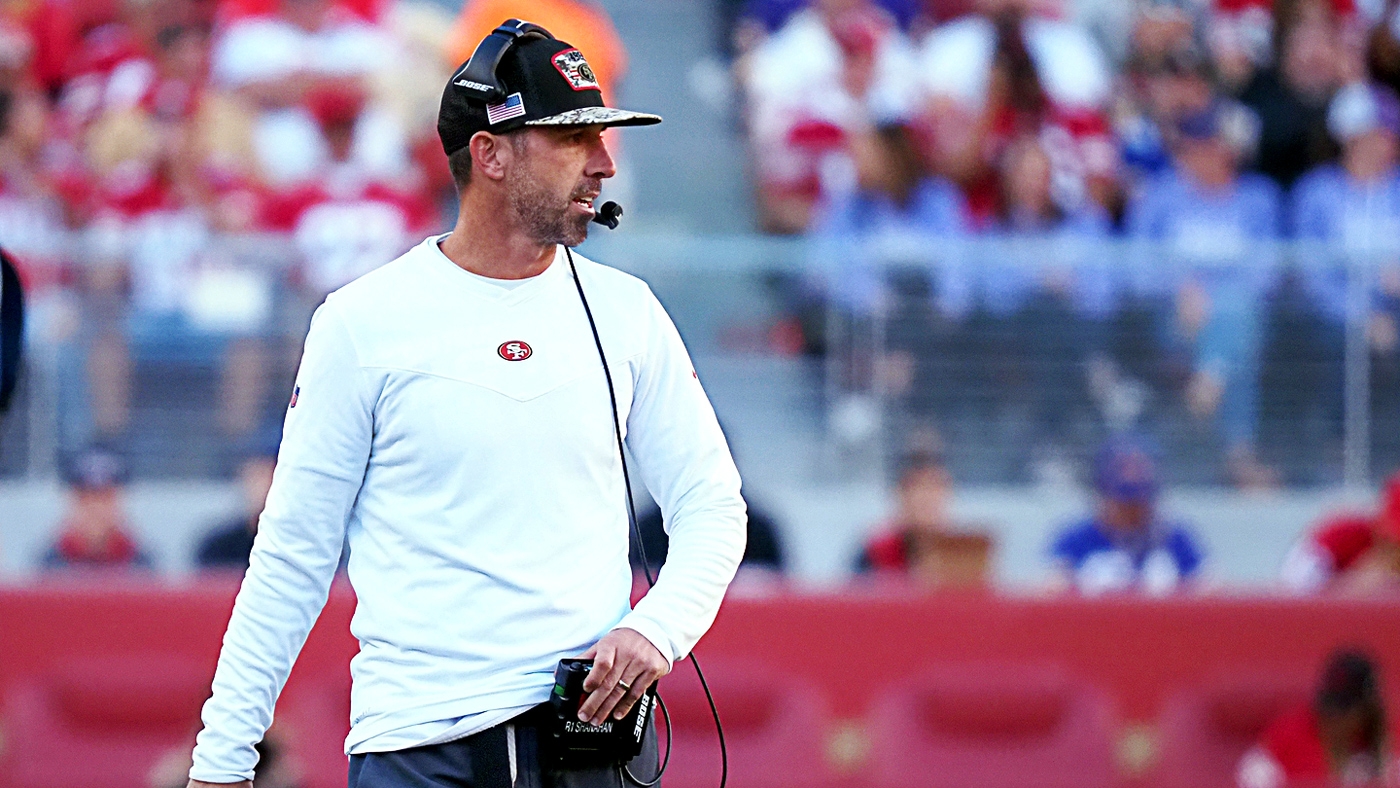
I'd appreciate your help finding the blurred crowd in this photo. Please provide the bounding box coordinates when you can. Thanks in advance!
[736,0,1400,237]
[737,0,1400,486]
[0,0,636,455]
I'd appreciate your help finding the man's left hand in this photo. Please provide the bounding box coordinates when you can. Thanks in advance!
[577,627,669,726]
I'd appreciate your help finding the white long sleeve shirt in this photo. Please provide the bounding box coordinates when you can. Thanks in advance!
[189,235,747,783]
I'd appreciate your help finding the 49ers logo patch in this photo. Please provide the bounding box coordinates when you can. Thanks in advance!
[551,48,600,92]
[497,341,533,361]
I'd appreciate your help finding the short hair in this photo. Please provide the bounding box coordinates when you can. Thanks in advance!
[448,146,473,190]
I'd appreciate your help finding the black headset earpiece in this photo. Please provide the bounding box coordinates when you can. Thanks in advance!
[453,19,554,103]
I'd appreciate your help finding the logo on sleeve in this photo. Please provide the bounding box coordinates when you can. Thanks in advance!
[551,48,600,92]
[289,386,300,408]
[497,341,533,361]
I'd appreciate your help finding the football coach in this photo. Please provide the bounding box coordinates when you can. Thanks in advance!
[187,20,747,788]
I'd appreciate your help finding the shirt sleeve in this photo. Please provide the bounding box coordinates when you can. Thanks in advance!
[615,288,747,665]
[190,300,377,783]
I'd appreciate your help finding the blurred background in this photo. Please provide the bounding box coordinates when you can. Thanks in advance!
[2,0,1400,786]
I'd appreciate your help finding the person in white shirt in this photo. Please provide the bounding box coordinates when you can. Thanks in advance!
[187,20,747,788]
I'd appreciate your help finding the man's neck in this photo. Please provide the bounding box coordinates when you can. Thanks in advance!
[439,193,557,280]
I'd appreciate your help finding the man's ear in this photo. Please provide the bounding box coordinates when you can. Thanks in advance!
[469,131,513,182]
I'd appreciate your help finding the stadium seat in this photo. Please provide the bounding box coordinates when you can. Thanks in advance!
[1151,670,1313,788]
[865,662,1119,788]
[0,654,212,788]
[653,658,837,788]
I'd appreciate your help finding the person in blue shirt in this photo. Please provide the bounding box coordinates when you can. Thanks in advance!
[1291,82,1400,320]
[994,135,1114,458]
[811,122,969,316]
[1294,83,1400,473]
[1050,436,1204,595]
[1126,100,1283,487]
[195,439,279,571]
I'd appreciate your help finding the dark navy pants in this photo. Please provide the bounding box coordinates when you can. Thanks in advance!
[348,710,660,788]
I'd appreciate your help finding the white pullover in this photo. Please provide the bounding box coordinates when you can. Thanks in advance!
[190,236,747,783]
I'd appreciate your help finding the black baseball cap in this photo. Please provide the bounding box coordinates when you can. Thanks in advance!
[438,24,661,157]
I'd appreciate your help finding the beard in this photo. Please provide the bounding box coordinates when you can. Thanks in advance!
[505,165,597,247]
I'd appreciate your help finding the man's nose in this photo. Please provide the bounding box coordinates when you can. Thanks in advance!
[588,134,617,180]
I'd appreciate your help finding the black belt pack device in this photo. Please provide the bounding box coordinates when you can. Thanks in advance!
[541,658,657,769]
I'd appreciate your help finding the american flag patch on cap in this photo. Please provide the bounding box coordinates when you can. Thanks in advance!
[487,92,527,125]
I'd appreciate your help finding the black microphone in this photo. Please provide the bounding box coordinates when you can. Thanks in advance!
[591,201,623,230]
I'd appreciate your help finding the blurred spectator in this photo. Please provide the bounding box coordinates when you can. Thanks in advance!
[1205,5,1274,97]
[1118,44,1215,184]
[631,495,785,583]
[267,83,434,299]
[209,0,406,186]
[195,440,277,570]
[858,451,993,589]
[812,122,968,314]
[1281,470,1400,595]
[994,136,1113,463]
[997,133,1110,236]
[820,123,968,235]
[1050,436,1203,595]
[1289,83,1400,466]
[914,0,1118,224]
[444,1,627,99]
[1293,82,1400,313]
[0,88,72,319]
[1126,100,1281,487]
[735,0,925,43]
[41,446,152,570]
[1236,0,1348,188]
[741,0,919,233]
[916,0,1112,114]
[1236,649,1395,788]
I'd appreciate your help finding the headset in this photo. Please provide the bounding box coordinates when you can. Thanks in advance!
[458,17,727,788]
[454,19,554,103]
[566,220,727,788]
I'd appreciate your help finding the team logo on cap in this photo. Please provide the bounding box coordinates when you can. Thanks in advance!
[497,341,532,361]
[552,48,600,92]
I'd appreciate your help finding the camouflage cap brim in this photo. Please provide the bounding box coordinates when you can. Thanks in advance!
[524,107,662,127]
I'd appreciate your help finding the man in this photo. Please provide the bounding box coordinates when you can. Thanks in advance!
[42,446,153,571]
[857,452,994,590]
[1126,100,1282,488]
[1050,437,1204,595]
[1280,471,1400,596]
[195,440,279,571]
[1236,650,1394,788]
[1291,82,1400,322]
[187,21,747,788]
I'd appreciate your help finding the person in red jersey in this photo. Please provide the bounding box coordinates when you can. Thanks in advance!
[857,451,993,589]
[41,445,153,571]
[1281,472,1400,595]
[1237,650,1396,788]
